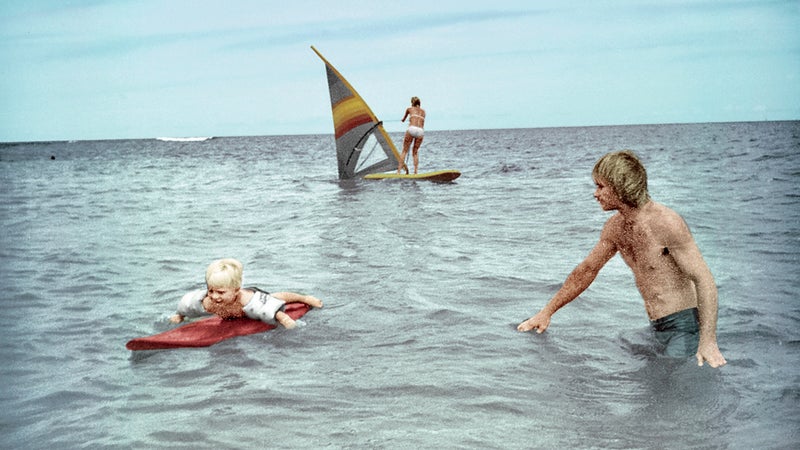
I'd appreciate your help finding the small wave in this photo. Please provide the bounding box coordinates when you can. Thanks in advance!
[155,136,214,142]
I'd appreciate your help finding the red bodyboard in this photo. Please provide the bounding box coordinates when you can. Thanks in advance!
[126,303,311,351]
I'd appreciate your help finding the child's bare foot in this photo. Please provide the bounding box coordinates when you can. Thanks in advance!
[304,295,323,308]
[276,311,297,329]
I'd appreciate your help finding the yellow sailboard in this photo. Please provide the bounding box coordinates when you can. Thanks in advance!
[363,170,461,182]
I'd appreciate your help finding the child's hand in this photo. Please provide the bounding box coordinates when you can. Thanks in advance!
[169,314,184,324]
[304,295,323,308]
[276,311,297,329]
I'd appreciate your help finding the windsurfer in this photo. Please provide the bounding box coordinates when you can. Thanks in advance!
[398,96,425,174]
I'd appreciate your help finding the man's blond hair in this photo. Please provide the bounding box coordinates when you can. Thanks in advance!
[592,150,650,208]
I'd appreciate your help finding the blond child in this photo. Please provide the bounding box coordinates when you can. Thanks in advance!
[169,258,322,329]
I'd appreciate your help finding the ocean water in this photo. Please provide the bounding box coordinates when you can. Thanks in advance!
[1,122,798,449]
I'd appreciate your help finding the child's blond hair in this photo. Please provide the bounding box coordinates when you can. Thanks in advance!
[205,258,243,289]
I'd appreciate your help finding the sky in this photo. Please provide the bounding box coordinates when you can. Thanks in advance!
[1,0,798,142]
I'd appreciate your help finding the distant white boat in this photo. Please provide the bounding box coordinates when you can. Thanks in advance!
[156,136,213,142]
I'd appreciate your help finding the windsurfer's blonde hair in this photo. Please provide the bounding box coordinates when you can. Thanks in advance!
[592,150,650,208]
[411,96,421,106]
[205,258,243,289]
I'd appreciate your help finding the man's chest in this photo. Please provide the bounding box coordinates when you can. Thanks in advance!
[615,223,667,268]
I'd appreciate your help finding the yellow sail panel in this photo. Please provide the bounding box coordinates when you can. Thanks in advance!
[332,96,374,139]
[311,45,406,179]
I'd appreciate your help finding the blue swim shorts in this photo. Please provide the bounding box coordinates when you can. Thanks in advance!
[650,308,700,357]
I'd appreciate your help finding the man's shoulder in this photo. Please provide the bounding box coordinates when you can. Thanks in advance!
[646,202,694,246]
[600,212,625,243]
[649,202,686,227]
[603,212,625,229]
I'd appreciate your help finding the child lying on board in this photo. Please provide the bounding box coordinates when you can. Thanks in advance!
[169,258,322,329]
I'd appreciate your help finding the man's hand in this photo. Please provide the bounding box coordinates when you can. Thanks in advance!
[517,311,551,333]
[696,341,727,368]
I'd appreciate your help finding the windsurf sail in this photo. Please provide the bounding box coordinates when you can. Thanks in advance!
[311,46,406,179]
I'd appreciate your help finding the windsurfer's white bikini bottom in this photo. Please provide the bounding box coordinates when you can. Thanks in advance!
[407,126,424,138]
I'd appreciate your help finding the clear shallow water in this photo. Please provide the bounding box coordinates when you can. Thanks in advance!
[1,122,798,449]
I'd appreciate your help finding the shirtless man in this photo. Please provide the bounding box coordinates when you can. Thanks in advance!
[518,151,726,368]
[398,96,425,174]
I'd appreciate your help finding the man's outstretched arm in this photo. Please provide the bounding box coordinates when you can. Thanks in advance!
[518,234,617,333]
